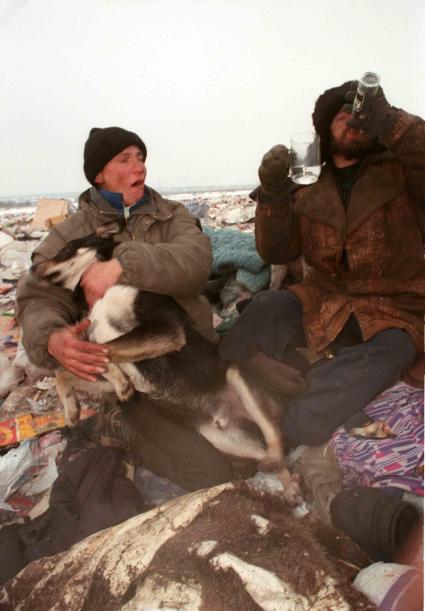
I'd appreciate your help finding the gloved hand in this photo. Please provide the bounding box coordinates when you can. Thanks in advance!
[345,85,396,139]
[258,144,291,198]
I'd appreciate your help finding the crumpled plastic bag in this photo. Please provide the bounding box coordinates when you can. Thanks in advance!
[0,434,65,510]
[0,440,36,509]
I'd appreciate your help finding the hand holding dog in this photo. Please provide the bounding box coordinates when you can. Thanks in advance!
[47,319,110,381]
[81,258,123,309]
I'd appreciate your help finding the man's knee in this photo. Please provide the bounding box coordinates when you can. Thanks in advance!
[226,289,302,332]
[372,328,416,366]
[249,289,301,315]
[219,289,304,361]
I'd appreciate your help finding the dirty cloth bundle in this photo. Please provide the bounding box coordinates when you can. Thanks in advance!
[330,382,424,496]
[202,225,270,293]
[0,483,376,611]
[0,423,145,586]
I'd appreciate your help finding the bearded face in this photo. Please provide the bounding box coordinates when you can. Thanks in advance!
[330,111,374,160]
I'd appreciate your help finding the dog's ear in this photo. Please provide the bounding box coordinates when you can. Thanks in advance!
[95,222,124,238]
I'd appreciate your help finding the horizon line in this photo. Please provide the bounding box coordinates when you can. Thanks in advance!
[0,183,257,200]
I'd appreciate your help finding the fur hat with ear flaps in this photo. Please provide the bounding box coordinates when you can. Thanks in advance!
[84,126,147,185]
[312,80,355,162]
[312,80,386,162]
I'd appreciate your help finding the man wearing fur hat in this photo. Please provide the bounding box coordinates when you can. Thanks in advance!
[17,126,233,490]
[220,81,425,447]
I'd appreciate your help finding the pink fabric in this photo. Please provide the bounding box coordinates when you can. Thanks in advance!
[330,382,424,496]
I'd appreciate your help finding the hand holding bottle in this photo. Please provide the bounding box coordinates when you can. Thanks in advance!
[345,77,396,139]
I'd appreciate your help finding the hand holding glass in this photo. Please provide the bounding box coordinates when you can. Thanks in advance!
[289,132,321,185]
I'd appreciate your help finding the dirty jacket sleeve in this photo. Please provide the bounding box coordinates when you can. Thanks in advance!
[16,219,85,368]
[114,204,212,298]
[252,181,302,264]
[379,110,425,210]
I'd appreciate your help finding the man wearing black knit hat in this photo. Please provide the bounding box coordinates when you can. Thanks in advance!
[16,126,233,491]
[220,80,425,448]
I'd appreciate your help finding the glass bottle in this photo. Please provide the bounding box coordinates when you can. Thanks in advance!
[352,72,381,117]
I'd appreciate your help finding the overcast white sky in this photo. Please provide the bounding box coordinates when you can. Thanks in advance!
[1,0,424,197]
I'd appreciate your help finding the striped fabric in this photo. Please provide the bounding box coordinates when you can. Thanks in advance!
[330,382,424,496]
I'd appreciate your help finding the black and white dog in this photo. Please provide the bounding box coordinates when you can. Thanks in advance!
[31,223,299,497]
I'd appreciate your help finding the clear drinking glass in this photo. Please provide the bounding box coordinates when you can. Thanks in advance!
[289,132,321,185]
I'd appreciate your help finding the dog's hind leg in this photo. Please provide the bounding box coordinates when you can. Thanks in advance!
[226,366,284,470]
[56,370,83,426]
[226,366,302,504]
[198,422,266,462]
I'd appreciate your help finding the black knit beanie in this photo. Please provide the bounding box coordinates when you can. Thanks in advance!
[83,127,147,185]
[312,80,356,161]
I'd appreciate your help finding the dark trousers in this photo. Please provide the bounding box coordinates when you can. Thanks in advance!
[219,290,416,446]
[119,399,234,492]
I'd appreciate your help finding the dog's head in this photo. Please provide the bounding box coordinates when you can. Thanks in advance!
[31,222,123,291]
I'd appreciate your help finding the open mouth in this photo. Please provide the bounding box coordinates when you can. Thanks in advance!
[348,124,367,136]
[131,179,144,188]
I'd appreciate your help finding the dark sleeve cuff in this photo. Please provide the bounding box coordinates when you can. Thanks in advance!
[250,179,294,205]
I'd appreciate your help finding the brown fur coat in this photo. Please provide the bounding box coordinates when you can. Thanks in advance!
[255,110,425,354]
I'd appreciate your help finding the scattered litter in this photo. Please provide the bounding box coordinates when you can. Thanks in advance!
[19,454,58,497]
[0,353,9,377]
[0,232,14,250]
[0,411,66,448]
[246,472,285,494]
[134,466,186,506]
[0,283,13,294]
[0,432,66,510]
[0,440,37,509]
[0,241,36,279]
[25,397,49,413]
[35,377,56,391]
[0,363,25,399]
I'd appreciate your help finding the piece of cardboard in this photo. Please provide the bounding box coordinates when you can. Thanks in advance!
[46,214,68,228]
[31,198,71,230]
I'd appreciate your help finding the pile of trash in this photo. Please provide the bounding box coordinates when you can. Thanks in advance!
[0,194,422,609]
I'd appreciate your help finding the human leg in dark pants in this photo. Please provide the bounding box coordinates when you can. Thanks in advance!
[218,291,416,447]
[219,289,306,361]
[98,395,234,492]
[128,400,234,491]
[283,328,417,446]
